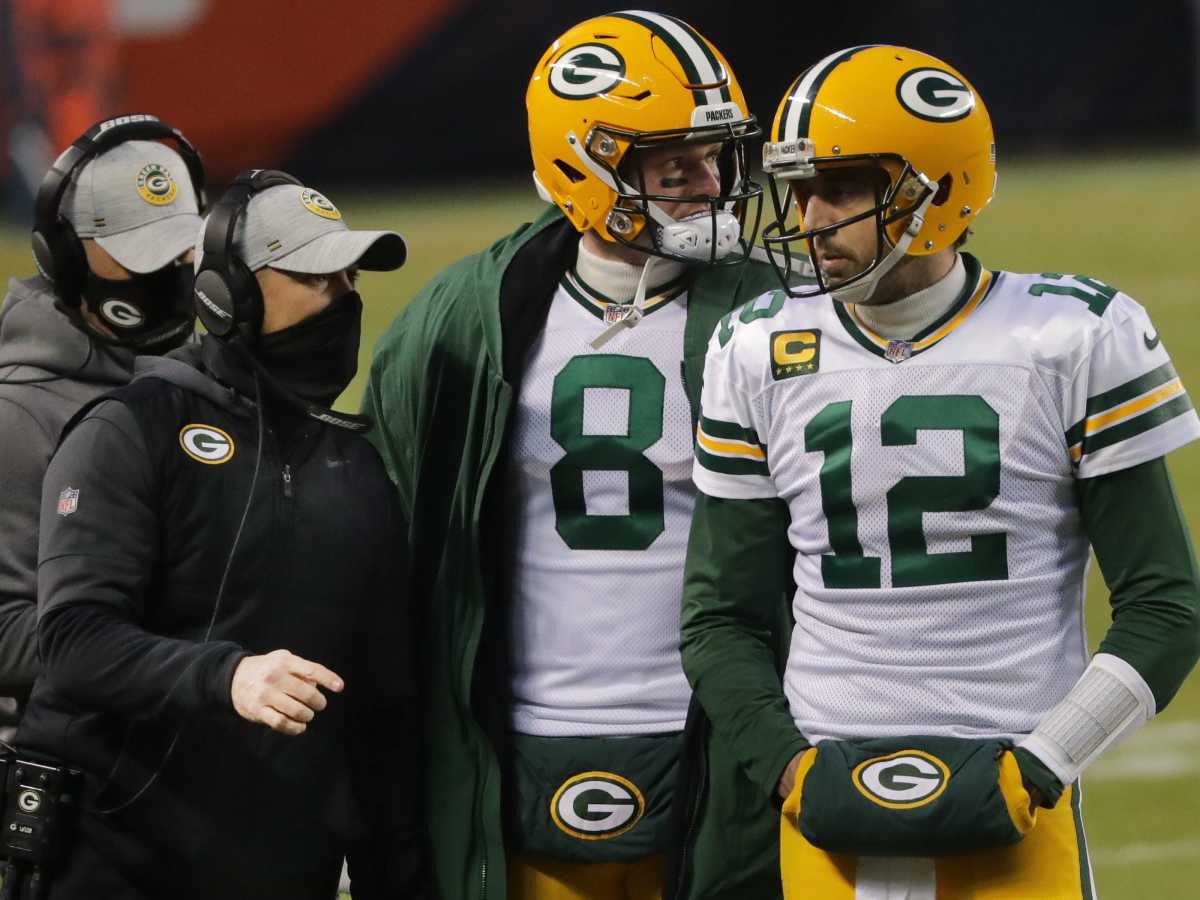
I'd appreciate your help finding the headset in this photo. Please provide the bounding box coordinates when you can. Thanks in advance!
[192,169,299,341]
[193,169,372,432]
[31,113,207,307]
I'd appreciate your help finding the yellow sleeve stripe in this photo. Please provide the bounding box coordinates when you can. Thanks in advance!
[1085,378,1185,435]
[695,424,767,460]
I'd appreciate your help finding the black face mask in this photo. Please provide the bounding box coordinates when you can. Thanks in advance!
[80,263,196,353]
[254,291,363,407]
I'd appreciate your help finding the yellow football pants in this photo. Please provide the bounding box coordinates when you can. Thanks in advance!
[507,852,664,900]
[781,784,1094,899]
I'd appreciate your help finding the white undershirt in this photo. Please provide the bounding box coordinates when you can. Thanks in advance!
[575,239,686,303]
[855,254,966,340]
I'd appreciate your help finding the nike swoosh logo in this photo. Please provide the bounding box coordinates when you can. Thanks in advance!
[1144,331,1161,350]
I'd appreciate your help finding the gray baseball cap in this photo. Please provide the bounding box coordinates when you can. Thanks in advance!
[222,184,406,275]
[64,139,202,274]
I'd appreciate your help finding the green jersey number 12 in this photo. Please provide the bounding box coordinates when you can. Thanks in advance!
[806,394,1008,589]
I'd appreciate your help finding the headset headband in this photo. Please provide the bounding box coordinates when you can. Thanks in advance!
[34,113,208,236]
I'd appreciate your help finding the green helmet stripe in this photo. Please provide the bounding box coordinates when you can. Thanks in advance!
[781,45,877,141]
[612,11,726,107]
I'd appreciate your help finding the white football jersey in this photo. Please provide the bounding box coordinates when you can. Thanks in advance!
[508,268,696,736]
[694,254,1200,743]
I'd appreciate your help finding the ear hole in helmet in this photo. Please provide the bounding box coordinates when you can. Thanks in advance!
[553,159,587,184]
[932,173,953,206]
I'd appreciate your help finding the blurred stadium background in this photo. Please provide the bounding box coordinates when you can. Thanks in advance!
[1,1,1199,897]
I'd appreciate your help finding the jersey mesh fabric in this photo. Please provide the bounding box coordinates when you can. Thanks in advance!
[695,262,1200,743]
[507,284,694,736]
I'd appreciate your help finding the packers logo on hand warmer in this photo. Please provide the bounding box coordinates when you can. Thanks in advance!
[550,771,645,840]
[852,749,950,810]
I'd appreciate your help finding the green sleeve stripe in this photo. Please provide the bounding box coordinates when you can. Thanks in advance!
[1086,361,1178,415]
[700,415,765,448]
[1082,392,1195,456]
[1066,361,1180,446]
[696,443,771,477]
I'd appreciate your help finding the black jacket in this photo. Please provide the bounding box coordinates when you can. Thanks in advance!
[18,336,426,899]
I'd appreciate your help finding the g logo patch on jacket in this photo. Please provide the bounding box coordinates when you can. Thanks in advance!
[550,771,645,840]
[179,424,235,465]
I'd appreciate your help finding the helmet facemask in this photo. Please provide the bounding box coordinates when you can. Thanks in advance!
[762,142,938,303]
[580,119,763,266]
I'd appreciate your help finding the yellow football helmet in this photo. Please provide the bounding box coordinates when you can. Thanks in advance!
[527,11,761,264]
[761,45,996,301]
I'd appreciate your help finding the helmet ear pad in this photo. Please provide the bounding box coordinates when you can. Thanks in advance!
[31,215,88,306]
[194,257,262,340]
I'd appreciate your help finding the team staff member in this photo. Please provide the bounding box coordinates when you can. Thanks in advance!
[364,12,795,900]
[684,46,1200,898]
[0,115,203,742]
[17,172,427,899]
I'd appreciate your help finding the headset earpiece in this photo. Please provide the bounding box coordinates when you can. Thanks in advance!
[193,169,301,342]
[30,113,207,307]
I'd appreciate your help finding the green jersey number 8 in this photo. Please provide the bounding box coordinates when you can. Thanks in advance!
[550,355,665,550]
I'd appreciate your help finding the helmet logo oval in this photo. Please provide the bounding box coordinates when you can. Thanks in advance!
[896,68,974,122]
[549,44,626,99]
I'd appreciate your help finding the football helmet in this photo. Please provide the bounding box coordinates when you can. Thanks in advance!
[760,45,996,302]
[527,10,761,265]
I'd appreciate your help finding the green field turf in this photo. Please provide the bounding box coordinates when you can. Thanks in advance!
[2,152,1198,897]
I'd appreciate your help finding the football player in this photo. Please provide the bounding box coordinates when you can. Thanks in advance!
[683,45,1200,899]
[363,11,793,900]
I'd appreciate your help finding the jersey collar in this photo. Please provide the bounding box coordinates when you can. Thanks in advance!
[561,266,689,322]
[833,253,998,362]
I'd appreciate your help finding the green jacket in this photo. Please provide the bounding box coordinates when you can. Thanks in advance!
[363,208,792,900]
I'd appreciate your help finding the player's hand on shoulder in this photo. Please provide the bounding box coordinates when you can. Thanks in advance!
[230,649,344,735]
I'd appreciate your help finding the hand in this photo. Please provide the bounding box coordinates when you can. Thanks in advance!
[230,649,344,735]
[1024,778,1045,814]
[777,751,805,800]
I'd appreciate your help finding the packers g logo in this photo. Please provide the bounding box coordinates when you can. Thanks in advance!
[550,771,645,840]
[136,163,178,205]
[852,750,950,810]
[549,44,626,99]
[896,68,975,122]
[179,424,235,465]
[300,188,342,220]
[100,299,145,329]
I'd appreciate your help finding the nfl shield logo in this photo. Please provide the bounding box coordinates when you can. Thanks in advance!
[885,340,913,364]
[57,486,80,517]
[604,304,633,325]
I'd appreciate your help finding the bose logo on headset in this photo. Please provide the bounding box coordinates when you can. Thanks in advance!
[194,288,232,321]
[97,113,161,133]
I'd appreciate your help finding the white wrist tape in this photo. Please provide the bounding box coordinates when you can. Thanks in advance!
[1018,653,1156,786]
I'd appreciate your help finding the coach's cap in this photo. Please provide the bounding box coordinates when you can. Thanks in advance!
[64,140,202,274]
[228,184,406,275]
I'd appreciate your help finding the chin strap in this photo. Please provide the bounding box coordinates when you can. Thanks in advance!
[589,255,662,350]
[831,174,936,306]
